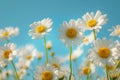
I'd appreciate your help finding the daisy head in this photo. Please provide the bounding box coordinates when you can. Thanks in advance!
[59,19,83,47]
[0,43,17,63]
[78,60,95,76]
[0,27,19,41]
[78,10,107,31]
[29,18,53,39]
[110,25,120,38]
[34,64,58,80]
[89,38,116,66]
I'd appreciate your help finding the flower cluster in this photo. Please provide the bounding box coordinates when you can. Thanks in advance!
[0,10,120,80]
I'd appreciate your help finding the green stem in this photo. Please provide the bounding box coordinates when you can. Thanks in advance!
[87,74,90,80]
[44,37,48,64]
[93,29,96,40]
[11,61,20,80]
[69,46,73,80]
[105,64,109,80]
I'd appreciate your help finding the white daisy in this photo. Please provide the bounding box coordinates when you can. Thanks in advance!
[34,64,58,80]
[78,10,107,31]
[0,27,19,41]
[83,32,94,45]
[0,43,17,65]
[18,44,39,62]
[17,69,27,79]
[88,38,116,66]
[59,19,83,47]
[29,18,53,39]
[78,61,95,77]
[109,25,120,37]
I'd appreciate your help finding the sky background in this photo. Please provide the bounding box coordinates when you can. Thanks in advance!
[0,0,120,79]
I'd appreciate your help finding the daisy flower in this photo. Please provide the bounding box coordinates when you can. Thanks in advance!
[83,32,94,45]
[59,19,83,47]
[0,43,17,65]
[29,18,53,39]
[34,64,58,80]
[0,27,19,41]
[18,44,39,62]
[109,25,120,37]
[88,38,117,66]
[78,10,107,31]
[78,61,95,77]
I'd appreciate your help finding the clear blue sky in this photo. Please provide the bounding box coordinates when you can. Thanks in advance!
[0,0,120,79]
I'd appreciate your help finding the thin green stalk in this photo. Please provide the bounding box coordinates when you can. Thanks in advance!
[11,61,20,80]
[69,46,73,80]
[44,37,48,64]
[93,29,96,40]
[105,64,109,80]
[87,74,90,80]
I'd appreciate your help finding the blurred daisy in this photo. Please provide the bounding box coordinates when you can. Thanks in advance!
[78,10,107,31]
[0,43,17,65]
[59,19,83,47]
[29,18,53,39]
[109,25,120,37]
[83,32,94,45]
[0,27,19,41]
[78,61,95,76]
[46,40,52,50]
[17,69,27,79]
[18,44,39,62]
[89,38,117,66]
[34,64,58,80]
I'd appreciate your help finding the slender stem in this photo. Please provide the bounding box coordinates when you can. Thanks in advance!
[11,61,20,80]
[105,64,109,80]
[93,29,96,40]
[87,74,90,80]
[69,46,73,80]
[44,37,48,64]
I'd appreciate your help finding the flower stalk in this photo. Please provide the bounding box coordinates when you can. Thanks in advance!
[44,37,49,64]
[69,46,73,80]
[11,61,20,80]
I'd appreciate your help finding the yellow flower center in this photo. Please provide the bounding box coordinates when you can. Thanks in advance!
[36,25,46,33]
[26,55,32,60]
[41,71,53,80]
[98,47,110,58]
[52,63,59,69]
[107,66,114,71]
[117,29,120,35]
[87,20,97,28]
[2,32,9,37]
[82,67,90,75]
[83,37,89,43]
[3,50,12,59]
[66,28,77,38]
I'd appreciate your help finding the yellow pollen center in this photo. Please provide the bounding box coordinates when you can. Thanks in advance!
[83,38,89,43]
[98,47,110,58]
[26,55,32,60]
[36,25,46,33]
[107,66,114,71]
[52,63,59,69]
[117,29,120,35]
[2,32,9,37]
[3,50,12,59]
[87,20,97,27]
[82,67,90,75]
[66,28,77,38]
[41,71,53,80]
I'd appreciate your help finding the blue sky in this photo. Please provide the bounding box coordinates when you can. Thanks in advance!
[0,0,120,79]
